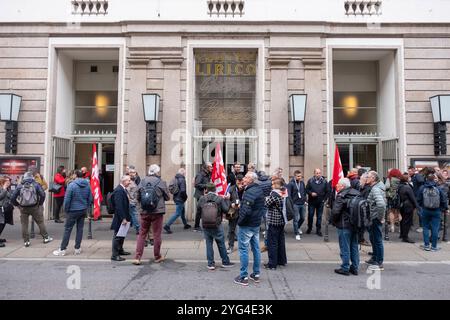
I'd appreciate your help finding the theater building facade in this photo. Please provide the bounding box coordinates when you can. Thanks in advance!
[1,0,450,218]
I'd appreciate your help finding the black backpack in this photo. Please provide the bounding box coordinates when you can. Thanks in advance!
[346,195,369,231]
[201,199,220,229]
[106,191,115,215]
[423,186,440,210]
[140,180,161,212]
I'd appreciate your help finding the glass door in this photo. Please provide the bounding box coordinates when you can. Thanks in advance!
[336,143,377,176]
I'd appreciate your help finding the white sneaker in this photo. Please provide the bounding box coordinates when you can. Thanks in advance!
[43,237,53,244]
[74,248,82,255]
[295,234,301,241]
[390,225,395,233]
[416,228,423,233]
[53,248,66,256]
[299,230,303,235]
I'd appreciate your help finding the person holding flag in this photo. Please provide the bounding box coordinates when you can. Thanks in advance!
[211,143,228,197]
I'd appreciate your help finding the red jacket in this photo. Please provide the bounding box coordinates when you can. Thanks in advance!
[53,173,66,198]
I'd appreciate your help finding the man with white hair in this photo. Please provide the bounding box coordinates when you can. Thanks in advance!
[193,162,212,232]
[234,171,265,286]
[133,164,169,265]
[330,178,360,276]
[164,168,191,233]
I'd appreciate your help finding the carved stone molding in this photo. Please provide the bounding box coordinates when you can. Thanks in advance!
[302,57,325,70]
[267,55,291,69]
[127,47,183,68]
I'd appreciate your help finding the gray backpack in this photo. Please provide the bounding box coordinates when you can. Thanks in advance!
[423,186,440,209]
[18,182,38,207]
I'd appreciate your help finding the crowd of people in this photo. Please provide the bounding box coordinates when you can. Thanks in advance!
[0,161,448,286]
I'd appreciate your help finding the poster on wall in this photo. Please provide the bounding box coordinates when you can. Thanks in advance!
[0,157,40,187]
[411,158,450,172]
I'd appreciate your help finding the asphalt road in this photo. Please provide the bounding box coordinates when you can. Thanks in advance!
[1,259,450,300]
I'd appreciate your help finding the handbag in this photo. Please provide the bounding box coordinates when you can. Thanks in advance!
[49,182,63,193]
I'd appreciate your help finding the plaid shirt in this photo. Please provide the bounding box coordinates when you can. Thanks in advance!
[265,190,285,226]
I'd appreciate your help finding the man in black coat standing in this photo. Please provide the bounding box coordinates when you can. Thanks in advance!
[111,175,132,261]
[306,168,330,237]
[194,162,212,231]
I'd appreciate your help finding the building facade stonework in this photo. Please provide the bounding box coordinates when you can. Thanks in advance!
[1,0,450,218]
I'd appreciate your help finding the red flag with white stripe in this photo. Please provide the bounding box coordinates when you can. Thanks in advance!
[211,143,228,196]
[332,145,344,189]
[90,144,102,220]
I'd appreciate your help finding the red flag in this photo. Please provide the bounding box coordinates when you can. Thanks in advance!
[90,144,102,220]
[332,145,344,189]
[211,143,228,196]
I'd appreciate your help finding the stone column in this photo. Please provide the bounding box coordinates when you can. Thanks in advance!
[160,57,184,221]
[268,56,290,175]
[126,57,149,177]
[303,58,325,179]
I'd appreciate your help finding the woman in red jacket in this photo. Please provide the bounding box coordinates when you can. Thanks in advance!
[53,166,66,223]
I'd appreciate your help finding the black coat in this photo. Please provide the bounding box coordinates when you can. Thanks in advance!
[238,183,265,227]
[194,169,211,200]
[398,182,419,213]
[110,185,131,233]
[287,179,307,205]
[360,185,372,199]
[173,174,188,204]
[330,188,360,229]
[0,188,13,225]
[306,176,330,205]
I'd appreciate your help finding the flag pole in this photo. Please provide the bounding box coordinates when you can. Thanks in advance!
[88,205,93,239]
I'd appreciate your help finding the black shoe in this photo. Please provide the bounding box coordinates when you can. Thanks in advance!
[317,231,323,237]
[264,263,276,270]
[149,239,154,246]
[54,219,64,223]
[163,225,173,234]
[306,228,312,234]
[144,240,149,247]
[0,239,6,243]
[368,252,373,256]
[0,243,5,248]
[334,268,350,276]
[136,230,140,235]
[119,251,131,256]
[349,268,358,276]
[111,256,126,261]
[365,259,376,265]
[184,224,192,230]
[402,238,415,244]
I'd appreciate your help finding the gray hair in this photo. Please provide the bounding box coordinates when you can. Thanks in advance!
[178,168,186,175]
[368,171,380,182]
[23,172,34,180]
[148,164,160,176]
[338,178,351,189]
[120,175,131,183]
[246,171,258,182]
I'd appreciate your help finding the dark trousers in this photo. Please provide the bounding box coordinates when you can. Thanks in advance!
[194,197,201,228]
[53,197,64,220]
[112,232,125,258]
[0,223,5,236]
[60,210,86,250]
[308,202,324,231]
[228,218,238,248]
[267,224,287,268]
[400,208,414,240]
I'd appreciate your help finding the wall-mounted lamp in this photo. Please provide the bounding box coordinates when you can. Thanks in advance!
[430,95,450,156]
[142,93,160,155]
[289,94,307,156]
[0,93,22,154]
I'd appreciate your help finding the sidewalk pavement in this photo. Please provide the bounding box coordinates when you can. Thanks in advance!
[0,216,449,263]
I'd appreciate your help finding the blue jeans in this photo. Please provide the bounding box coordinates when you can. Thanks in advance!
[293,204,305,235]
[60,210,86,251]
[417,207,423,228]
[238,226,261,278]
[369,219,384,264]
[337,228,359,271]
[165,202,187,227]
[308,202,324,231]
[129,205,140,232]
[203,225,230,266]
[422,209,441,249]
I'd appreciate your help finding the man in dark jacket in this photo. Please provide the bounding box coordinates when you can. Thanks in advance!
[287,170,307,240]
[417,174,448,251]
[306,168,330,236]
[164,168,191,233]
[110,175,132,261]
[197,183,234,270]
[408,166,425,232]
[227,162,241,187]
[234,172,265,286]
[133,164,170,265]
[53,170,93,256]
[227,174,245,253]
[330,178,360,276]
[194,163,212,231]
[11,172,52,247]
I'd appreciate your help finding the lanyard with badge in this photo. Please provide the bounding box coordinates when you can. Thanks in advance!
[295,180,302,199]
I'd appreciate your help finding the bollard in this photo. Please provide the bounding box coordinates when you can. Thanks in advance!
[324,206,330,242]
[384,208,389,241]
